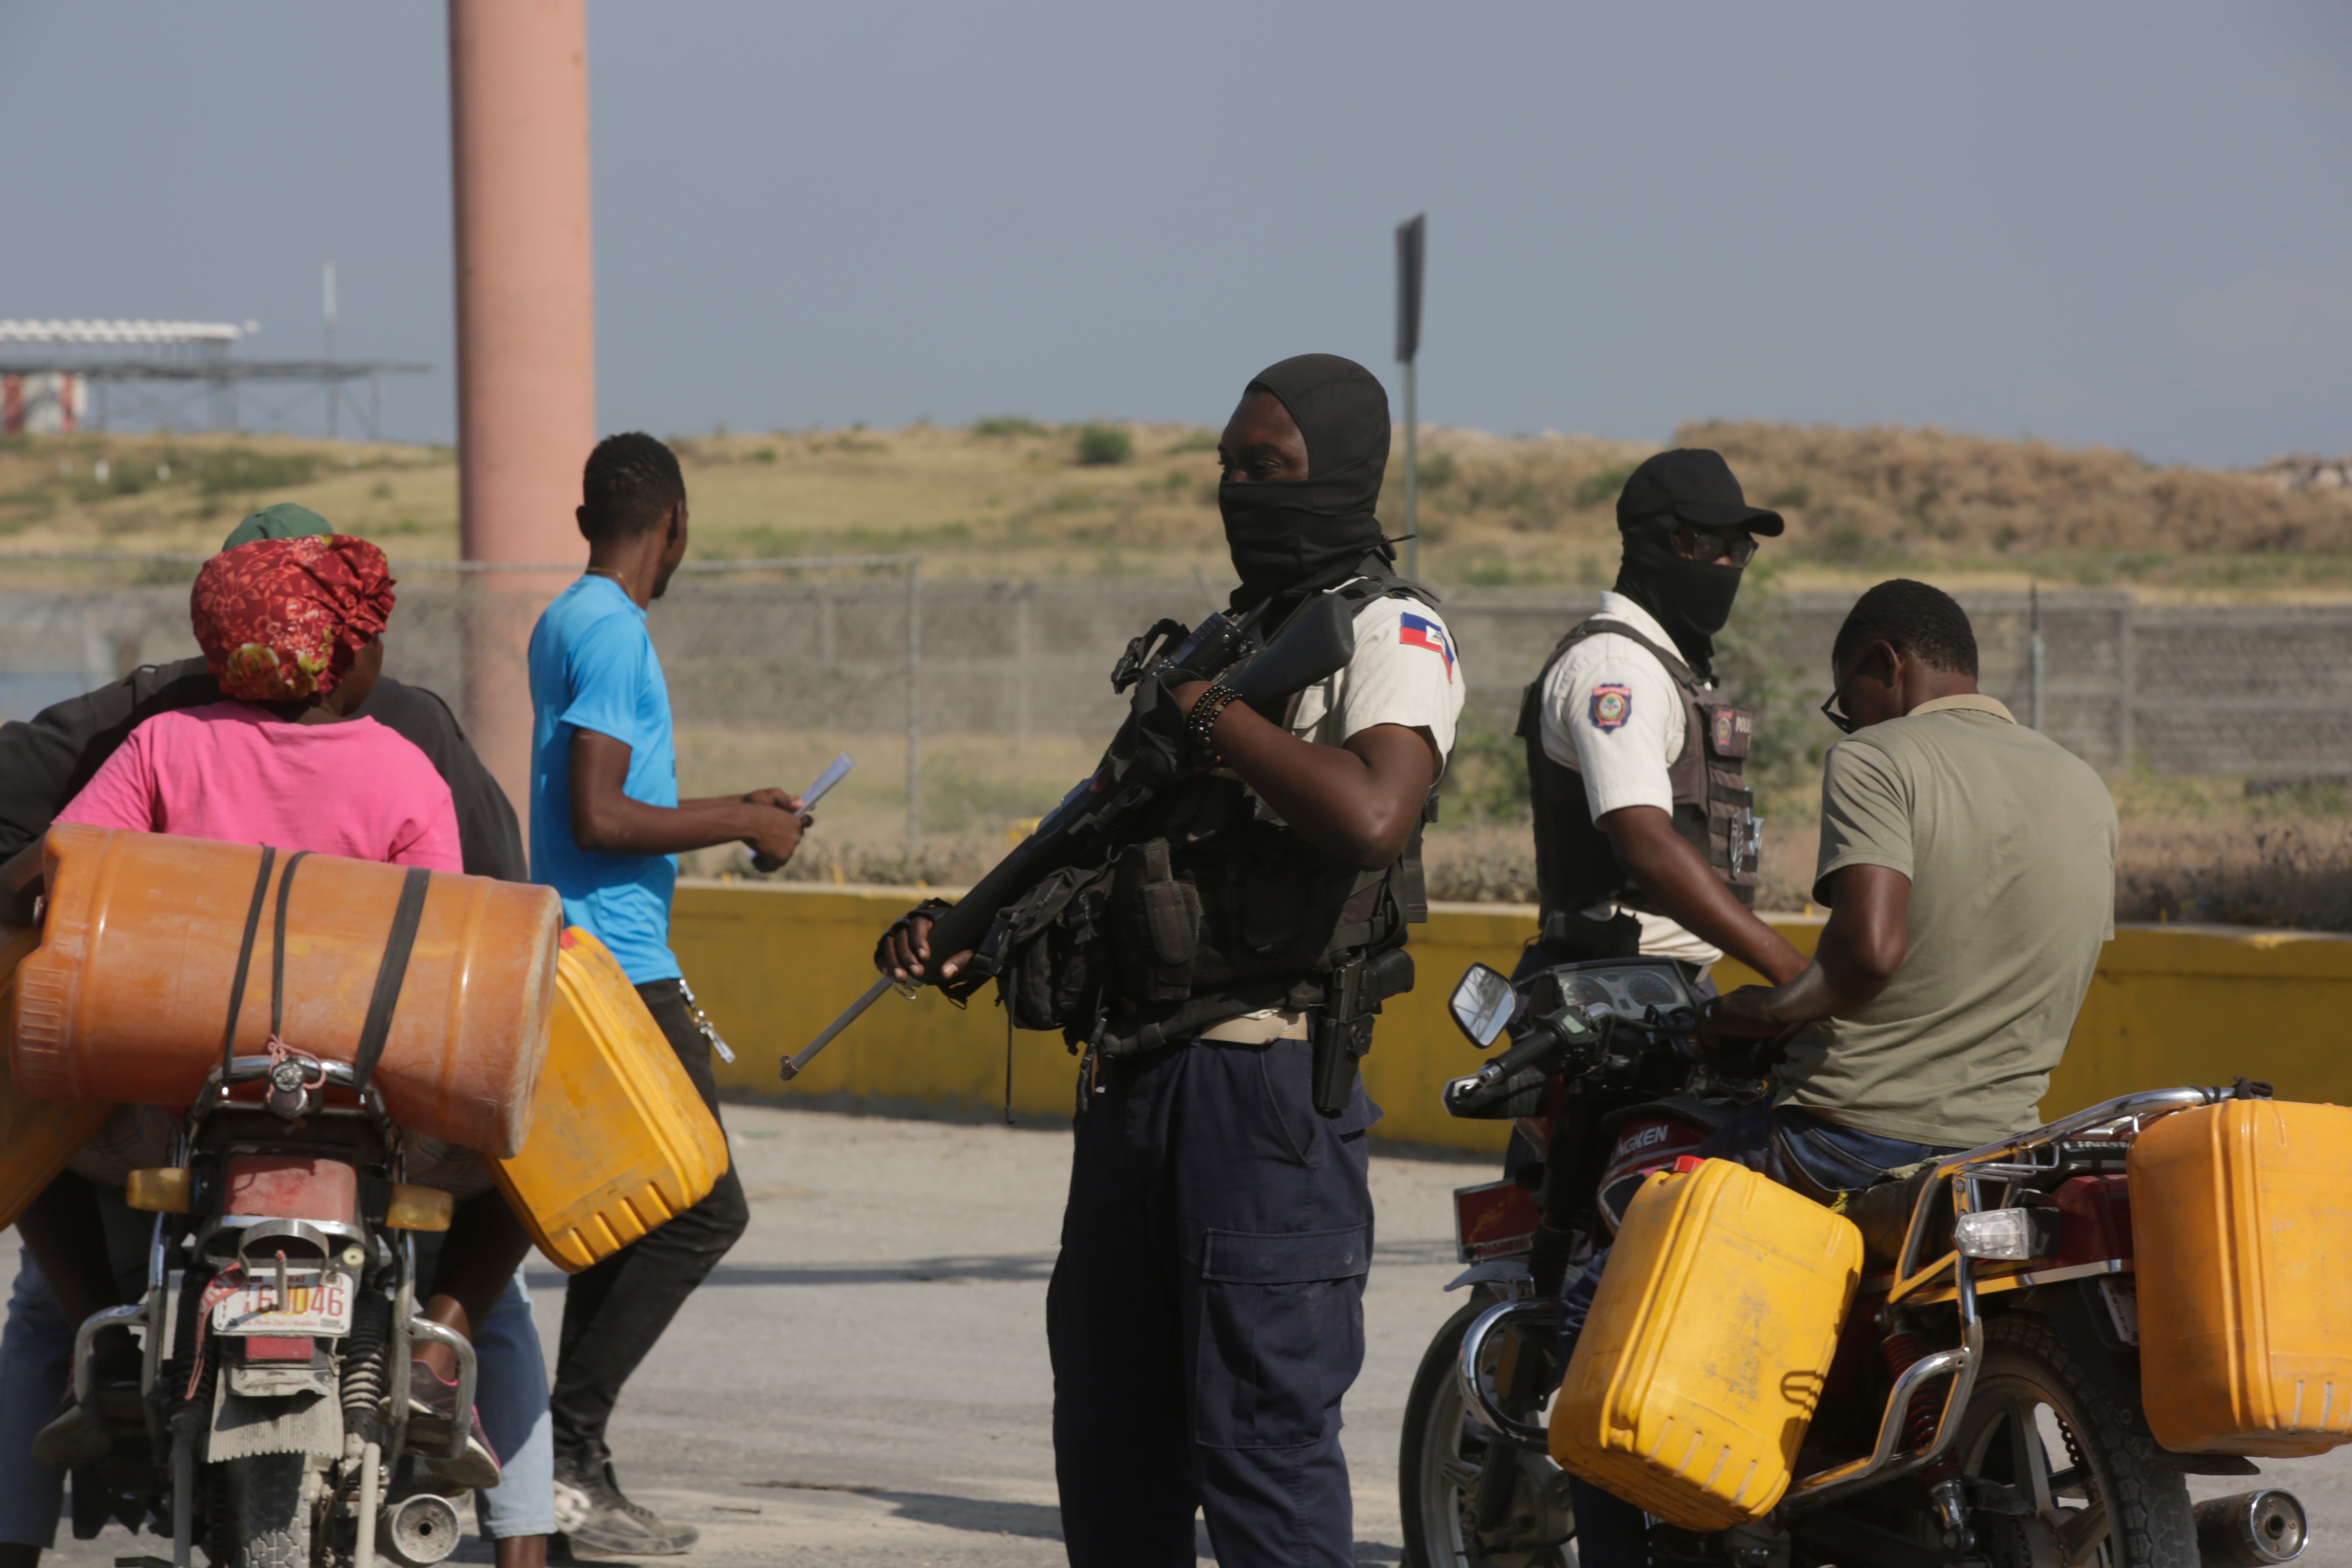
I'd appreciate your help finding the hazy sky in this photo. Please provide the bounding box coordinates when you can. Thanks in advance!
[5,3,2348,465]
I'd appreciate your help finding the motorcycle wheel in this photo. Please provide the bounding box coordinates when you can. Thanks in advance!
[1952,1312,2198,1568]
[1399,1294,1575,1568]
[216,1452,314,1568]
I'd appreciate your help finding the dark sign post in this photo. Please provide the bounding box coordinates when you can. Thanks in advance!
[1396,214,1426,581]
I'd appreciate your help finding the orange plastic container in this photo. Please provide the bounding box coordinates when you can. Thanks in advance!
[2130,1099,2352,1456]
[490,929,728,1272]
[1551,1158,1863,1530]
[11,824,560,1158]
[0,923,118,1233]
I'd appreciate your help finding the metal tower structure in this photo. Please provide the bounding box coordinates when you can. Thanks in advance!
[0,319,428,438]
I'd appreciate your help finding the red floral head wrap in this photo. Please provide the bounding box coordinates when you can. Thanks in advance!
[191,535,397,702]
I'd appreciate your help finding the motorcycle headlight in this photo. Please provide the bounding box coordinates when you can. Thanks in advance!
[1953,1207,2060,1261]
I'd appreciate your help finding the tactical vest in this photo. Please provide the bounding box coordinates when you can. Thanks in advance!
[998,572,1442,1057]
[1515,618,1757,941]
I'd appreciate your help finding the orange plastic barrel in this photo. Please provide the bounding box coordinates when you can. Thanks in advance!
[10,824,561,1158]
[0,922,118,1233]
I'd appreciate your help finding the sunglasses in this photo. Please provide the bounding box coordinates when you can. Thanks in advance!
[1672,528,1759,569]
[1819,686,1859,735]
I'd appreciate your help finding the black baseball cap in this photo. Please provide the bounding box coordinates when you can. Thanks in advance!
[1615,448,1784,536]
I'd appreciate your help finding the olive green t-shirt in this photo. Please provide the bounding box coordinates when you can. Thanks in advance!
[1778,695,2118,1147]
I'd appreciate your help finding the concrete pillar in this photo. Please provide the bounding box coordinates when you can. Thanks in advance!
[448,0,597,813]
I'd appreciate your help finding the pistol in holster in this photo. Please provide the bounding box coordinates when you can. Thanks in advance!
[1310,947,1416,1117]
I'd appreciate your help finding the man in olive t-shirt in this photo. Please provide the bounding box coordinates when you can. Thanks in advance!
[1704,578,2119,1147]
[1559,578,2121,1568]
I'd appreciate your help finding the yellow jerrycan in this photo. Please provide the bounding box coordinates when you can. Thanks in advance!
[0,924,117,1234]
[490,929,731,1272]
[2130,1098,2352,1455]
[1551,1157,1863,1531]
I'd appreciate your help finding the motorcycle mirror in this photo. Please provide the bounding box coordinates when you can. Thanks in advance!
[1448,964,1516,1049]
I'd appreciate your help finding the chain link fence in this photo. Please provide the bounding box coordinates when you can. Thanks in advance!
[5,556,2351,905]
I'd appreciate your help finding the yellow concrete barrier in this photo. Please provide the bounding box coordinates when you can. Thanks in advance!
[677,882,2352,1155]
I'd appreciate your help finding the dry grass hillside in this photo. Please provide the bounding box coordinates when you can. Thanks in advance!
[3,419,2347,595]
[11,421,2352,926]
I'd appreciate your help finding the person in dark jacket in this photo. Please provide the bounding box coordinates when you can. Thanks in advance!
[0,506,524,880]
[0,505,554,1566]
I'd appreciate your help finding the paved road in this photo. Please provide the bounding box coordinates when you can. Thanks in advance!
[13,1102,2352,1564]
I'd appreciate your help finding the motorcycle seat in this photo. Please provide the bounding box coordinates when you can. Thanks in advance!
[1838,1166,1942,1271]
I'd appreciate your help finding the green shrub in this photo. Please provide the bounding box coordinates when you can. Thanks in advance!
[1415,452,1457,489]
[1165,428,1219,454]
[196,448,323,497]
[1439,716,1533,825]
[972,416,1050,439]
[1572,460,1638,510]
[1074,424,1134,467]
[1715,569,1831,813]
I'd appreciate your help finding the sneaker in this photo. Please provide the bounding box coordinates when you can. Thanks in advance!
[552,1455,699,1555]
[406,1359,502,1490]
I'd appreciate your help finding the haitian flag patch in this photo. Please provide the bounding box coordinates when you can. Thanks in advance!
[1589,685,1633,731]
[1399,612,1454,682]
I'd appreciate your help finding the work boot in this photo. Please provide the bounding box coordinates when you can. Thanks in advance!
[407,1359,502,1490]
[30,1339,142,1469]
[552,1454,699,1555]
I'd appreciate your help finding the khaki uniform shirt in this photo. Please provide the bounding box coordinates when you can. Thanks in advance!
[1777,695,2119,1147]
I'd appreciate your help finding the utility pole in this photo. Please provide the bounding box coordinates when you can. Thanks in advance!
[1395,214,1425,583]
[448,0,599,809]
[323,257,338,438]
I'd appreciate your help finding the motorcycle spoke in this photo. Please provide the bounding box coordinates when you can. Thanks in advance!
[1439,1457,1482,1494]
[2004,1399,2057,1516]
[2058,1500,2109,1566]
[2043,1463,2084,1497]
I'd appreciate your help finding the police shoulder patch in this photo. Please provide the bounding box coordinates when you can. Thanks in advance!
[1589,684,1633,731]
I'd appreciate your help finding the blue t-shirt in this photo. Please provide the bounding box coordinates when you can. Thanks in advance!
[527,575,682,984]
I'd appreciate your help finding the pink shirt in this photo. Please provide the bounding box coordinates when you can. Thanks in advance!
[56,702,463,872]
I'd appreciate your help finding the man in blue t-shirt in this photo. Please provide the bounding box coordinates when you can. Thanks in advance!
[526,432,806,1554]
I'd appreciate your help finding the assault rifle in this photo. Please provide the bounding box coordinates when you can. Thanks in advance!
[782,593,1362,1078]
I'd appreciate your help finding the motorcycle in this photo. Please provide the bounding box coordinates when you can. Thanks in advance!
[1399,956,2312,1568]
[56,1049,484,1568]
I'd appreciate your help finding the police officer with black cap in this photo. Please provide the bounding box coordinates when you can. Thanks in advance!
[1515,449,1808,1564]
[1517,448,1808,990]
[879,354,1462,1568]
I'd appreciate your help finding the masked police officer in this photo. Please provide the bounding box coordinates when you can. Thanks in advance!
[878,354,1462,1568]
[1517,448,1808,991]
[1514,448,1809,1564]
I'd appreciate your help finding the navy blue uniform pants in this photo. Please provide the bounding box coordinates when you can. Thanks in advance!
[1048,1035,1376,1568]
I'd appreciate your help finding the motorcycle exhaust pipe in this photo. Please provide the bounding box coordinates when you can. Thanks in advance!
[2193,1488,2307,1565]
[381,1493,462,1568]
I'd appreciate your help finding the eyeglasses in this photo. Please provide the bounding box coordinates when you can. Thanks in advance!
[1820,671,1860,735]
[1672,528,1759,569]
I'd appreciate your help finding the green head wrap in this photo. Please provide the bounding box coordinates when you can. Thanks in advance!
[220,503,335,552]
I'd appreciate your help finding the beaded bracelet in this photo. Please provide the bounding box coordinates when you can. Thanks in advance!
[1185,683,1245,756]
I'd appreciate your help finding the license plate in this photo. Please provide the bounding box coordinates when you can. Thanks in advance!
[213,1272,354,1336]
[1453,1179,1541,1264]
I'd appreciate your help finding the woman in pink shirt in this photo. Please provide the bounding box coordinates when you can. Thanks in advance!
[56,536,460,869]
[24,534,525,1495]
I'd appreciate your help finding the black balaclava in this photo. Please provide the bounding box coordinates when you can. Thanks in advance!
[1608,448,1784,675]
[1614,521,1741,675]
[1218,353,1395,610]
